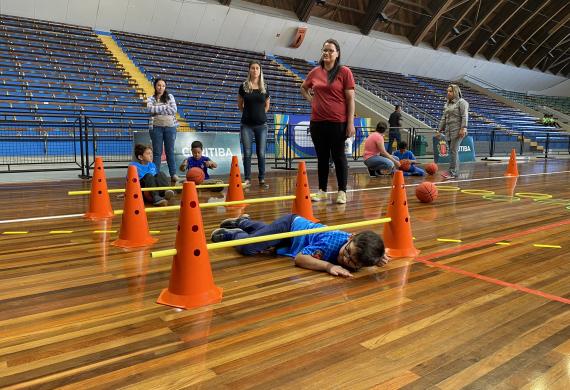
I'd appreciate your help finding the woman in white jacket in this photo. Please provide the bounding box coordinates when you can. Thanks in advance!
[147,78,179,184]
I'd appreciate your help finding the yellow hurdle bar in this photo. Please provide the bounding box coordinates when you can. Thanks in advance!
[68,183,230,196]
[114,194,301,215]
[151,218,392,258]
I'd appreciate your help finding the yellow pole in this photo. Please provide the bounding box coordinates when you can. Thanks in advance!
[151,218,392,258]
[114,194,301,215]
[68,183,230,195]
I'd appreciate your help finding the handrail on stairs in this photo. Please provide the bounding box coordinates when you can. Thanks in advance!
[356,78,438,127]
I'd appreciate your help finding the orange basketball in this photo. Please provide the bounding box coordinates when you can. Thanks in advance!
[186,167,205,184]
[398,159,412,172]
[425,162,438,175]
[415,182,438,203]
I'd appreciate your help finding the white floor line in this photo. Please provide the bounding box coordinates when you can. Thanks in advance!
[0,213,85,225]
[1,170,569,225]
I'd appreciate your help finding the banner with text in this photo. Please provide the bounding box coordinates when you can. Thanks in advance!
[432,136,476,164]
[274,114,371,158]
[134,131,242,176]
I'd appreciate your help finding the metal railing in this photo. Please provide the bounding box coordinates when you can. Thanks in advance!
[356,78,439,128]
[0,115,143,175]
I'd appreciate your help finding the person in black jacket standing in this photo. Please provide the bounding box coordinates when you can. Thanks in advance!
[387,105,402,154]
[238,61,270,188]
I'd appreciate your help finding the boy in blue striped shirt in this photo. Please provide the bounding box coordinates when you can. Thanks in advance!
[211,214,388,277]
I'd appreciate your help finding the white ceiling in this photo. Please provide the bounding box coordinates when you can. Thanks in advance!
[1,0,568,94]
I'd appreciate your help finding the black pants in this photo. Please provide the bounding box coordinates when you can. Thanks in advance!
[310,121,348,192]
[387,129,401,153]
[140,172,169,202]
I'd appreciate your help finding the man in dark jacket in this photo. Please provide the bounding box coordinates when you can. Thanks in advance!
[388,105,402,153]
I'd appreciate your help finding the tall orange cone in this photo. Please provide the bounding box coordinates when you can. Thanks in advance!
[157,181,223,310]
[112,165,157,248]
[504,148,519,176]
[225,155,246,206]
[291,161,319,222]
[383,171,420,258]
[84,157,113,219]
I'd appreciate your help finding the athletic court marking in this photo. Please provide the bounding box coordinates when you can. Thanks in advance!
[415,218,570,305]
[0,170,568,225]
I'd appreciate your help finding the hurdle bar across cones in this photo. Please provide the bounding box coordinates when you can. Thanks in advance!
[151,218,392,258]
[113,194,312,215]
[68,183,231,195]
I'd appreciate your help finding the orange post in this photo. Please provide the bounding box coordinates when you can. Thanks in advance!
[225,155,246,206]
[84,157,114,219]
[291,161,319,222]
[383,171,420,258]
[157,181,223,310]
[504,148,519,177]
[112,165,157,248]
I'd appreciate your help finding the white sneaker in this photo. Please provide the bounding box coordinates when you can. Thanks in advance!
[164,190,175,201]
[336,191,347,204]
[312,189,327,202]
[243,179,251,188]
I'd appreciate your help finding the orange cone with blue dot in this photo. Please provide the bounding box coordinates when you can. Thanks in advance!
[225,155,246,207]
[84,157,113,219]
[383,170,420,258]
[112,165,157,248]
[157,181,223,310]
[291,161,319,222]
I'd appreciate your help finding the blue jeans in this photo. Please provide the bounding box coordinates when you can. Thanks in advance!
[240,123,268,181]
[226,214,297,255]
[149,126,177,176]
[364,155,396,173]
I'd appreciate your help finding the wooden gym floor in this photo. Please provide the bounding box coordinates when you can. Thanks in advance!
[0,159,569,389]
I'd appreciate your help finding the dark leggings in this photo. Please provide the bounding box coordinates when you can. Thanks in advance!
[310,121,348,192]
[140,172,170,201]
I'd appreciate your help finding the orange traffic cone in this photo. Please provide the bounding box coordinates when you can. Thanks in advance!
[84,157,114,219]
[383,171,420,258]
[225,155,246,207]
[504,148,519,177]
[291,161,319,222]
[157,181,223,310]
[112,165,157,248]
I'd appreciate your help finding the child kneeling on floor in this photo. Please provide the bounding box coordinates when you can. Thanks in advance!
[393,141,425,176]
[179,140,224,191]
[130,144,174,207]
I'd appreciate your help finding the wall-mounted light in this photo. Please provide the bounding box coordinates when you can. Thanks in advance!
[488,36,497,45]
[520,45,528,53]
[452,27,460,36]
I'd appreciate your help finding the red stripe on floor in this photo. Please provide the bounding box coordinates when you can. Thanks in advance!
[414,219,570,305]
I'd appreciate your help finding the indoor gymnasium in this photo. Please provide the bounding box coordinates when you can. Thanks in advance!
[0,1,569,389]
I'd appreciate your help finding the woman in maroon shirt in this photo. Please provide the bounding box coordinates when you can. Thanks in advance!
[300,39,355,204]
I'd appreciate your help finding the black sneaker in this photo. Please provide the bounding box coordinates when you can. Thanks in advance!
[259,180,269,189]
[220,214,250,229]
[164,190,175,201]
[368,168,378,177]
[211,228,244,243]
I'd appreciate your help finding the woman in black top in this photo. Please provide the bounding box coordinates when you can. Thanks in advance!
[238,61,270,188]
